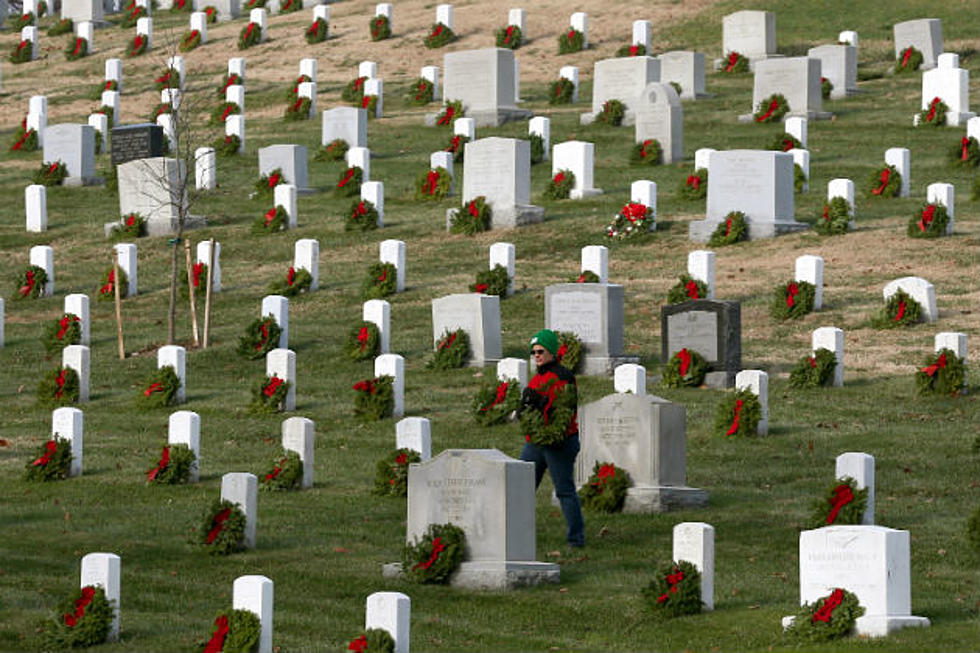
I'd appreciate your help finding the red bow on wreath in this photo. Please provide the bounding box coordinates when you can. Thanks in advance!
[353,380,376,394]
[54,368,68,399]
[725,399,744,436]
[811,588,845,623]
[206,508,232,543]
[893,300,906,322]
[412,536,446,570]
[437,106,455,126]
[146,445,170,480]
[263,377,284,397]
[56,315,79,340]
[825,484,854,524]
[264,457,286,481]
[203,614,230,653]
[901,47,912,68]
[439,333,457,350]
[920,353,947,377]
[917,205,935,233]
[62,586,95,628]
[656,567,685,603]
[925,97,941,122]
[357,326,370,350]
[31,440,58,467]
[686,175,701,190]
[785,282,799,307]
[348,635,368,653]
[481,381,509,411]
[871,168,891,196]
[685,280,700,299]
[961,137,971,161]
[255,322,269,350]
[725,52,740,72]
[337,168,355,187]
[676,348,691,376]
[755,98,779,122]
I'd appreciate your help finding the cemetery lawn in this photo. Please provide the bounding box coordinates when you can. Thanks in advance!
[1,0,978,651]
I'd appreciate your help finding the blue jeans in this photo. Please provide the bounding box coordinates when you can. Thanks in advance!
[520,433,585,547]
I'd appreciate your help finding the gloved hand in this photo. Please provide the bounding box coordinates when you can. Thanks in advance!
[521,386,547,411]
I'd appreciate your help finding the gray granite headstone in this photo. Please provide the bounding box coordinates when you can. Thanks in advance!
[258,144,310,192]
[580,56,660,125]
[544,283,638,376]
[661,299,740,388]
[437,48,531,127]
[451,136,543,228]
[211,0,240,21]
[430,293,502,366]
[633,82,683,164]
[111,123,165,166]
[807,45,857,99]
[43,124,96,185]
[321,107,366,148]
[722,10,775,62]
[114,157,204,236]
[893,19,943,70]
[740,57,829,121]
[62,0,103,22]
[578,393,708,512]
[658,50,707,100]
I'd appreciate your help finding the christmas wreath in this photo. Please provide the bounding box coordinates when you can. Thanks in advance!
[251,374,291,414]
[415,166,451,201]
[218,72,242,97]
[238,22,261,50]
[808,476,868,528]
[708,211,748,246]
[545,169,575,200]
[361,262,397,300]
[169,0,191,11]
[41,585,114,649]
[373,447,420,496]
[470,264,509,296]
[402,522,466,584]
[244,0,265,8]
[97,266,128,302]
[146,443,195,484]
[42,313,81,356]
[278,0,299,14]
[179,29,202,52]
[789,348,837,388]
[916,348,966,396]
[344,321,380,361]
[449,196,491,235]
[630,139,662,165]
[347,630,395,653]
[210,101,241,125]
[15,264,48,299]
[95,105,114,130]
[336,165,363,197]
[305,17,328,44]
[342,75,367,104]
[642,560,702,619]
[520,375,577,446]
[213,134,241,157]
[471,378,520,426]
[346,199,380,231]
[529,132,545,164]
[907,202,949,238]
[894,45,923,73]
[24,437,72,481]
[680,168,708,200]
[554,331,583,372]
[548,77,575,105]
[13,11,35,28]
[37,366,80,407]
[111,212,147,239]
[315,138,348,162]
[661,348,708,388]
[63,36,88,61]
[423,22,456,49]
[572,271,599,284]
[754,93,788,123]
[917,97,947,127]
[875,289,921,329]
[285,96,312,121]
[352,375,394,421]
[179,262,208,300]
[361,94,379,117]
[578,462,631,512]
[410,77,434,105]
[606,202,653,239]
[445,134,468,162]
[100,79,119,93]
[369,14,391,41]
[237,315,282,359]
[268,266,312,297]
[255,168,285,197]
[558,27,584,54]
[821,76,833,100]
[260,450,303,490]
[199,610,261,653]
[33,161,68,186]
[666,274,707,304]
[495,24,522,49]
[120,5,145,27]
[785,587,864,642]
[49,17,73,35]
[435,101,464,127]
[616,43,646,57]
[721,51,748,74]
[138,365,181,408]
[9,38,32,64]
[126,33,148,57]
[252,205,288,234]
[286,73,312,100]
[769,133,802,152]
[428,328,469,369]
[950,136,979,167]
[770,280,816,320]
[713,388,762,437]
[200,499,246,555]
[149,102,172,123]
[868,164,900,197]
[596,99,626,126]
[10,123,38,152]
[203,6,217,22]
[815,198,850,235]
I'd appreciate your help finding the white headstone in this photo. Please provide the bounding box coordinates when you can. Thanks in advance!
[249,8,266,40]
[812,327,843,387]
[274,184,297,229]
[375,354,404,418]
[221,473,257,548]
[364,78,383,118]
[794,255,823,310]
[62,345,90,402]
[967,116,980,141]
[375,2,391,19]
[361,181,384,227]
[312,4,328,21]
[581,245,608,283]
[195,241,220,292]
[839,30,858,47]
[379,240,405,292]
[921,60,973,126]
[25,184,46,232]
[346,147,371,181]
[294,239,318,290]
[785,117,807,147]
[228,57,246,79]
[64,294,90,345]
[790,148,809,192]
[893,18,943,69]
[835,452,874,525]
[114,243,137,297]
[53,407,84,476]
[435,3,452,28]
[630,180,657,224]
[735,370,768,435]
[430,151,453,191]
[166,55,185,87]
[722,10,775,61]
[266,348,296,411]
[30,245,54,296]
[926,182,954,235]
[634,82,683,164]
[232,575,273,653]
[261,295,288,348]
[497,357,527,388]
[528,116,550,161]
[195,147,216,190]
[420,65,440,101]
[489,242,515,295]
[935,332,967,360]
[76,20,93,48]
[168,410,200,482]
[508,8,524,31]
[658,51,707,100]
[299,57,317,82]
[570,11,587,47]
[363,299,390,354]
[322,107,367,148]
[687,250,715,299]
[226,84,245,112]
[20,26,37,61]
[672,522,714,611]
[105,58,122,87]
[190,11,207,41]
[156,113,176,152]
[226,115,245,153]
[552,141,601,199]
[632,19,651,50]
[453,117,476,140]
[136,17,152,48]
[80,553,120,640]
[395,417,430,460]
[614,363,645,395]
[884,148,910,197]
[158,345,186,402]
[88,114,108,150]
[365,592,410,653]
[694,148,714,171]
[827,178,855,217]
[297,82,316,117]
[559,66,579,103]
[282,416,314,488]
[883,277,936,323]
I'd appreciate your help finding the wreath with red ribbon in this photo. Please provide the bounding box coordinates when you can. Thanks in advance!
[146,443,195,484]
[708,210,748,246]
[875,289,921,329]
[9,37,32,64]
[369,14,391,41]
[42,313,82,356]
[373,447,421,496]
[315,138,349,162]
[24,437,72,481]
[428,328,469,370]
[97,266,129,301]
[470,264,510,296]
[722,51,748,74]
[179,262,209,301]
[894,45,923,73]
[753,93,788,123]
[713,387,763,437]
[200,609,260,653]
[126,33,147,57]
[138,365,181,408]
[661,348,709,388]
[37,366,80,407]
[361,262,397,300]
[680,168,708,200]
[63,36,88,61]
[949,136,979,167]
[596,99,625,126]
[410,77,434,105]
[907,202,949,238]
[237,315,282,360]
[616,43,646,57]
[260,450,303,491]
[471,378,521,426]
[789,347,837,388]
[238,21,261,50]
[251,374,291,414]
[578,461,632,512]
[33,160,68,186]
[305,17,328,44]
[342,75,367,104]
[445,133,468,162]
[558,27,584,54]
[545,169,575,200]
[449,196,491,235]
[631,139,662,165]
[48,18,73,36]
[402,522,466,584]
[346,199,380,232]
[415,166,451,201]
[361,94,379,117]
[519,375,577,446]
[179,29,201,53]
[815,197,850,236]
[42,585,114,649]
[642,560,702,619]
[495,24,522,49]
[344,321,380,361]
[352,375,394,421]
[218,72,242,98]
[915,347,966,396]
[336,165,363,197]
[917,96,948,127]
[347,629,395,653]
[808,476,868,528]
[785,587,864,641]
[770,280,816,320]
[10,120,38,152]
[769,133,802,152]
[15,264,48,300]
[548,77,575,105]
[200,499,247,555]
[435,101,463,127]
[209,101,241,126]
[112,212,147,238]
[213,134,241,157]
[667,274,708,305]
[252,205,288,234]
[867,164,900,198]
[423,22,456,49]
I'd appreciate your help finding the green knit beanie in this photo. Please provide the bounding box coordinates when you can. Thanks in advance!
[529,329,558,356]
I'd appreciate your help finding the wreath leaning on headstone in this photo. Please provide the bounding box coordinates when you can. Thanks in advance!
[250,374,290,414]
[252,205,288,234]
[667,274,707,304]
[236,315,282,360]
[496,24,522,49]
[616,43,646,57]
[111,212,147,238]
[428,329,469,370]
[631,138,662,165]
[410,77,434,105]
[821,76,833,100]
[315,138,348,162]
[285,96,312,121]
[49,18,73,36]
[434,100,464,127]
[554,331,583,373]
[260,450,303,491]
[907,202,949,238]
[867,164,900,198]
[214,134,241,157]
[9,38,32,64]
[470,264,510,296]
[754,93,788,123]
[708,211,748,246]
[146,443,196,484]
[546,169,575,200]
[268,266,312,298]
[42,313,81,356]
[768,133,802,152]
[950,136,979,167]
[873,289,921,329]
[785,587,864,642]
[572,270,600,283]
[238,21,261,49]
[808,476,869,528]
[680,168,707,200]
[254,168,285,197]
[445,133,467,163]
[917,97,948,127]
[33,160,68,186]
[558,27,584,54]
[721,51,748,73]
[344,321,380,361]
[788,348,837,388]
[423,22,456,48]
[794,163,807,193]
[199,609,261,653]
[471,377,521,426]
[815,197,850,235]
[916,348,966,396]
[37,366,80,407]
[336,165,363,196]
[894,45,923,73]
[42,584,114,649]
[605,202,653,239]
[713,388,763,437]
[348,629,395,653]
[520,376,577,446]
[596,99,626,126]
[200,499,247,555]
[138,365,181,408]
[24,437,72,481]
[64,36,88,61]
[529,132,545,164]
[548,77,575,105]
[770,280,816,320]
[346,199,380,232]
[352,375,394,422]
[402,522,466,584]
[661,348,708,388]
[415,166,451,201]
[361,262,397,300]
[305,17,328,44]
[642,560,703,619]
[369,14,391,41]
[373,447,421,497]
[449,196,491,235]
[578,462,631,512]
[10,123,38,152]
[97,266,129,301]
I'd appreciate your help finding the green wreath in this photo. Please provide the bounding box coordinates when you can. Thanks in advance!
[119,3,145,26]
[520,376,577,446]
[113,212,148,238]
[770,280,816,320]
[146,443,196,484]
[578,462,631,512]
[238,21,261,50]
[373,447,421,496]
[573,270,600,283]
[42,585,114,649]
[546,169,575,200]
[815,198,850,235]
[209,101,241,127]
[315,138,349,162]
[785,588,864,642]
[894,45,923,73]
[260,450,303,490]
[435,101,464,127]
[64,35,88,60]
[352,375,394,421]
[15,264,48,300]
[199,610,261,653]
[661,348,708,388]
[179,29,201,52]
[713,388,762,437]
[472,378,521,426]
[423,22,456,49]
[708,211,748,246]
[820,76,833,100]
[236,315,282,359]
[529,133,545,164]
[680,169,707,200]
[348,630,395,653]
[416,166,451,201]
[596,99,625,126]
[874,289,921,329]
[254,168,285,197]
[179,262,209,300]
[213,134,241,157]
[428,328,469,370]
[907,202,949,238]
[10,125,38,151]
[754,93,789,123]
[616,43,646,57]
[721,51,748,74]
[808,476,868,528]
[9,38,32,64]
[149,102,172,123]
[548,78,574,105]
[154,66,178,91]
[126,34,148,57]
[917,97,948,127]
[402,523,466,584]
[200,499,246,555]
[342,76,367,103]
[916,348,966,396]
[470,264,509,296]
[278,0,299,13]
[24,437,72,481]
[169,0,192,11]
[48,18,72,36]
[410,77,434,105]
[203,5,218,22]
[361,262,397,300]
[361,94,379,117]
[97,265,129,301]
[250,374,291,414]
[554,331,583,373]
[285,96,312,121]
[252,205,289,235]
[605,202,652,239]
[336,165,363,197]
[446,134,468,163]
[667,275,708,304]
[346,199,380,232]
[495,24,522,49]
[370,14,391,41]
[13,11,35,29]
[789,348,837,388]
[449,196,491,235]
[631,139,662,165]
[344,321,380,361]
[218,73,243,98]
[769,133,802,152]
[950,136,979,167]
[305,17,328,44]
[33,160,68,186]
[37,366,80,407]
[42,313,81,356]
[138,365,181,408]
[868,164,900,198]
[558,27,584,54]
[642,560,703,619]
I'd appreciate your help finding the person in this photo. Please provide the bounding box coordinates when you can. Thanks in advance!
[518,329,585,548]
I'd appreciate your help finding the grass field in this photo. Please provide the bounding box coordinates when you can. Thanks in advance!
[1,0,978,651]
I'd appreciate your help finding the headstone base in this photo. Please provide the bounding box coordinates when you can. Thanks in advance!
[446,205,544,230]
[579,111,636,126]
[712,54,783,72]
[103,215,207,238]
[425,107,532,128]
[382,561,560,589]
[623,485,709,513]
[781,614,929,638]
[912,111,974,127]
[570,188,603,200]
[688,218,808,242]
[64,176,104,187]
[704,370,734,389]
[579,354,640,377]
[737,111,833,122]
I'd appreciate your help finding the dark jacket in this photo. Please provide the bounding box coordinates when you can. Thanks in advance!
[523,360,578,437]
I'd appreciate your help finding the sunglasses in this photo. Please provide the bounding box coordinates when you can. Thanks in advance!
[531,349,548,355]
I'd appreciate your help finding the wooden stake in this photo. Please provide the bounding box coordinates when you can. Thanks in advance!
[113,250,125,359]
[202,238,216,348]
[184,239,199,347]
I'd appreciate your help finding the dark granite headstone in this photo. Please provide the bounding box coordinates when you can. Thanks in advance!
[110,124,164,166]
[661,300,741,388]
